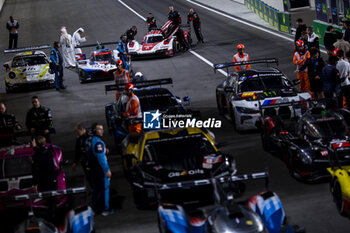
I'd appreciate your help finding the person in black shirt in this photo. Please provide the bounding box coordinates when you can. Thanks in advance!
[295,18,307,42]
[0,102,21,146]
[125,26,137,42]
[323,26,338,51]
[168,5,189,51]
[344,21,350,43]
[32,135,57,221]
[6,16,19,49]
[187,9,204,43]
[72,122,92,187]
[26,96,53,142]
[146,13,157,31]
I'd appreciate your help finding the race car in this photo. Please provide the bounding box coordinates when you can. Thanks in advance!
[259,101,350,181]
[327,141,350,217]
[76,43,126,83]
[3,45,55,92]
[158,172,304,233]
[105,78,197,145]
[215,59,311,131]
[0,141,67,210]
[121,127,236,209]
[127,20,191,58]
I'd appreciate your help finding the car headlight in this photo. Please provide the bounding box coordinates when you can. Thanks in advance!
[297,150,312,165]
[236,106,259,114]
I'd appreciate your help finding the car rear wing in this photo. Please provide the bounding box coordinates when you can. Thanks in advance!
[0,187,86,201]
[77,41,119,48]
[214,58,278,73]
[329,141,350,170]
[140,171,268,190]
[3,45,51,53]
[105,78,173,94]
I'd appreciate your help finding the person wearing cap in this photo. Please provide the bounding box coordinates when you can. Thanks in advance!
[293,40,311,94]
[0,102,22,146]
[114,59,130,100]
[233,44,250,72]
[117,34,129,70]
[72,28,87,54]
[6,16,19,49]
[122,83,142,134]
[147,13,157,31]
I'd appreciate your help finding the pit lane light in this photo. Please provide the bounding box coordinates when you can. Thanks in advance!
[213,58,279,74]
[4,45,51,53]
[105,78,173,94]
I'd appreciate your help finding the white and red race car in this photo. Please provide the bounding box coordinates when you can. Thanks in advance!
[127,20,191,58]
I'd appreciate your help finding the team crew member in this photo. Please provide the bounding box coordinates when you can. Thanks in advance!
[126,26,137,41]
[233,44,250,71]
[293,40,311,94]
[72,28,87,54]
[26,96,53,142]
[72,122,92,187]
[117,34,129,70]
[147,13,157,31]
[187,9,204,43]
[335,49,350,108]
[50,41,65,90]
[295,18,306,43]
[306,27,319,50]
[122,83,142,134]
[168,5,189,51]
[114,59,130,100]
[85,123,113,216]
[32,135,57,221]
[0,102,21,146]
[6,16,19,49]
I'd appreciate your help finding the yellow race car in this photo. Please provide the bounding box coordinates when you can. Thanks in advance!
[327,141,350,216]
[121,127,237,208]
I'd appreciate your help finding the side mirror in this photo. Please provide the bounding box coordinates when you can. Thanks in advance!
[292,79,300,86]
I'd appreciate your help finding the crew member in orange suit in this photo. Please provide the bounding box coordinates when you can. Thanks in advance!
[114,59,130,100]
[293,40,311,94]
[122,83,142,134]
[233,44,251,71]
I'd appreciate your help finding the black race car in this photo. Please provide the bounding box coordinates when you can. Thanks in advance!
[214,59,311,131]
[105,78,198,145]
[121,127,237,209]
[259,101,350,181]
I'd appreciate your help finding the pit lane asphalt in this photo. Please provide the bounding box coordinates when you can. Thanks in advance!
[0,0,349,232]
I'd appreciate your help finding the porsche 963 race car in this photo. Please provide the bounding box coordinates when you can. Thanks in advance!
[215,59,311,131]
[3,45,55,92]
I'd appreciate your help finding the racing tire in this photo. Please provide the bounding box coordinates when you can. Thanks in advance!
[172,41,177,56]
[5,86,12,93]
[216,91,224,115]
[287,152,297,179]
[333,179,346,216]
[261,132,270,152]
[187,32,192,47]
[228,103,237,130]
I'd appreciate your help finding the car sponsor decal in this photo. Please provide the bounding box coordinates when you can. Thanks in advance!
[262,99,278,106]
[38,64,49,80]
[168,169,204,178]
[241,92,255,98]
[320,150,328,156]
[332,142,350,149]
[203,155,222,169]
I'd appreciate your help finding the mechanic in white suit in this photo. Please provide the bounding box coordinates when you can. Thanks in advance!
[60,27,76,68]
[72,28,87,54]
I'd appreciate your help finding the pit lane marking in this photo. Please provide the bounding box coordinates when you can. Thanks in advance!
[118,0,229,76]
[186,0,327,54]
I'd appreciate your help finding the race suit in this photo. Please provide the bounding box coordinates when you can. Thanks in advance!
[122,93,142,134]
[147,17,157,31]
[117,40,129,70]
[0,113,20,146]
[187,11,203,43]
[85,135,111,213]
[293,50,311,94]
[233,53,251,71]
[25,106,53,142]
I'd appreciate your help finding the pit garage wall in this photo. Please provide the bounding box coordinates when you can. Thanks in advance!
[245,0,291,33]
[258,0,284,12]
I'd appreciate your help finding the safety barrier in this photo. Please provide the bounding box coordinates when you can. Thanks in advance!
[245,0,291,34]
[313,20,342,47]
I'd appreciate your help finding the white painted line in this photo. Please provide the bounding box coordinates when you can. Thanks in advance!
[189,50,228,76]
[186,0,327,54]
[118,0,146,21]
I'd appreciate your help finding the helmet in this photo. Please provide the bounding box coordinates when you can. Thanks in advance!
[237,44,245,49]
[296,40,304,47]
[333,49,340,56]
[135,72,143,77]
[116,59,123,66]
[125,83,134,90]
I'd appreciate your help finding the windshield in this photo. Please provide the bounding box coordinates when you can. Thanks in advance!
[238,76,291,93]
[146,36,163,43]
[0,156,33,178]
[92,52,112,62]
[305,120,347,140]
[139,94,179,111]
[143,134,216,170]
[12,55,47,67]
